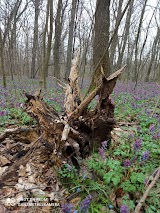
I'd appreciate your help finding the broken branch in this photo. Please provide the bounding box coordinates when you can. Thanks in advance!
[134,167,160,213]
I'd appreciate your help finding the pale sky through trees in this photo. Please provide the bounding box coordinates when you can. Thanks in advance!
[0,0,159,83]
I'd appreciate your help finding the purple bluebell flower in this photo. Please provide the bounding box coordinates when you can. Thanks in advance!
[149,124,155,132]
[108,204,114,209]
[80,195,92,213]
[133,138,142,151]
[101,140,108,150]
[141,151,150,161]
[153,114,158,118]
[61,202,73,213]
[76,187,81,193]
[131,103,137,108]
[120,205,129,213]
[0,110,6,116]
[67,164,72,171]
[152,135,158,140]
[83,174,87,179]
[123,159,131,167]
[98,148,106,160]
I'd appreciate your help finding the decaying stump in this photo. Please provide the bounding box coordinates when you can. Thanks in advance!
[0,52,126,207]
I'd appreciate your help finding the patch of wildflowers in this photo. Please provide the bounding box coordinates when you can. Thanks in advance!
[101,140,108,150]
[133,138,142,151]
[98,148,105,160]
[123,159,131,167]
[141,151,150,161]
[80,195,92,213]
[152,135,158,140]
[67,164,72,171]
[61,202,73,213]
[0,110,6,116]
[120,205,129,213]
[149,124,155,132]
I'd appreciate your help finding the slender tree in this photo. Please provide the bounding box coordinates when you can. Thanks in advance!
[134,0,148,82]
[0,28,6,88]
[116,0,134,69]
[31,0,40,78]
[53,0,63,80]
[110,0,123,72]
[145,27,160,82]
[42,0,53,89]
[65,0,78,80]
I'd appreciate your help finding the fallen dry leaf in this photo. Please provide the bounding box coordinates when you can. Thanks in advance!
[0,156,11,166]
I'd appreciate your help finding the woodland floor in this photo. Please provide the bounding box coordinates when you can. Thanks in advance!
[0,77,159,213]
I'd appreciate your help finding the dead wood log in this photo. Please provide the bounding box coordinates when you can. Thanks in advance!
[64,51,82,115]
[0,53,126,195]
[69,65,126,119]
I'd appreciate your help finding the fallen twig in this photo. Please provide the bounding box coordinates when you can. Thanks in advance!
[151,96,160,117]
[134,167,160,213]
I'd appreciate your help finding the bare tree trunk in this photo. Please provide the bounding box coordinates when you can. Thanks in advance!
[93,0,110,79]
[25,27,30,77]
[134,0,148,83]
[65,0,78,81]
[87,0,132,95]
[145,28,160,82]
[31,0,40,79]
[110,0,123,72]
[39,1,50,88]
[42,0,53,89]
[116,0,134,70]
[53,0,63,80]
[80,40,88,88]
[0,28,6,88]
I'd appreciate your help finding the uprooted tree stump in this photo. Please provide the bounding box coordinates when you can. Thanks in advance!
[0,53,126,208]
